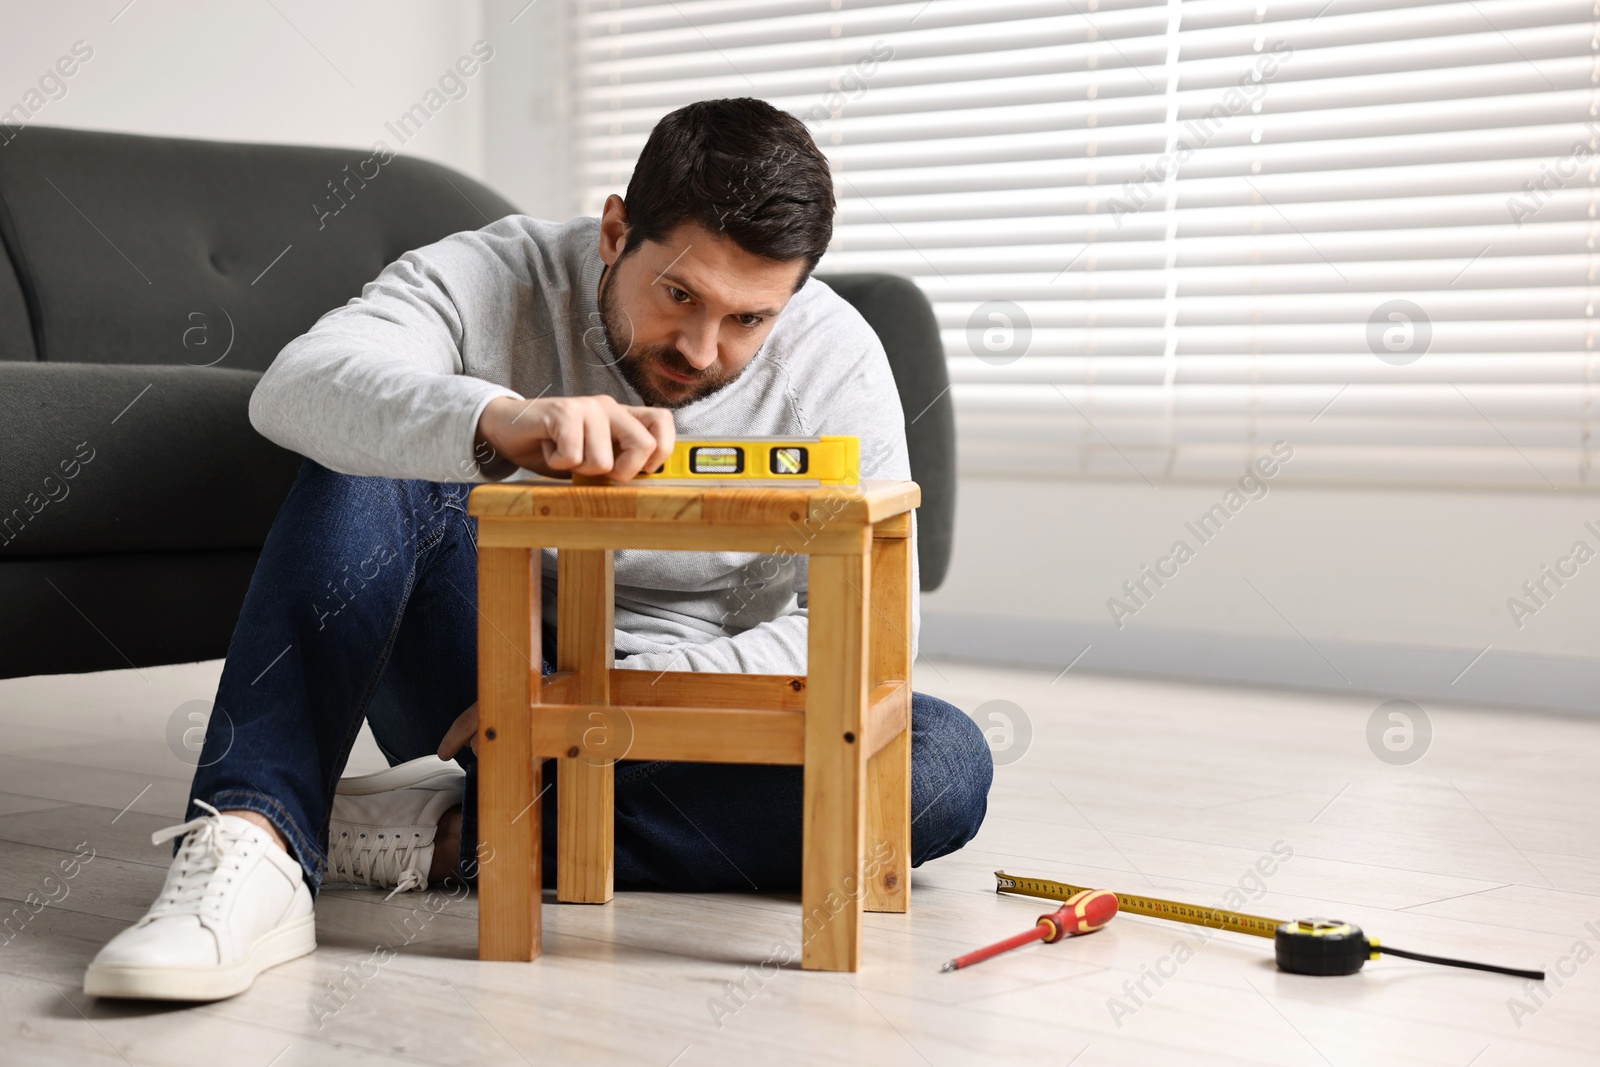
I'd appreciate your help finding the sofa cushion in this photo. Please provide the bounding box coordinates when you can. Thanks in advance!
[0,125,518,370]
[0,363,299,557]
[0,549,261,678]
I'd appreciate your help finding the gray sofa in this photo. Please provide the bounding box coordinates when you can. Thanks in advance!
[0,126,955,679]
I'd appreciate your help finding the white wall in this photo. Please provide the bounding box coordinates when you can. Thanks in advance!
[2,1,586,216]
[1,1,489,178]
[481,0,575,221]
[920,476,1600,713]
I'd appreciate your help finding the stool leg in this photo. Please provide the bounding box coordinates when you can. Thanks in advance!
[865,732,910,913]
[476,546,541,961]
[556,548,615,904]
[866,526,912,913]
[802,543,870,972]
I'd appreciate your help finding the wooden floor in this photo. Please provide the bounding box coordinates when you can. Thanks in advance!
[0,658,1595,1066]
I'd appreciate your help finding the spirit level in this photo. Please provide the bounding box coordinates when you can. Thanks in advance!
[574,435,860,487]
[995,871,1544,980]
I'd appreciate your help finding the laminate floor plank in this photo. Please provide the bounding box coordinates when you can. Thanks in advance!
[0,804,183,868]
[0,793,73,819]
[0,754,189,820]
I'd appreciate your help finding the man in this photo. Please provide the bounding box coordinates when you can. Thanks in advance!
[84,98,992,1001]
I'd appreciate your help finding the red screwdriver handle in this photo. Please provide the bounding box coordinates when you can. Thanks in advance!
[944,889,1120,971]
[1039,888,1119,943]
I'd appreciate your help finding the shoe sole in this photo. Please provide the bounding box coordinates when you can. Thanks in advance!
[83,913,316,1001]
[337,757,466,797]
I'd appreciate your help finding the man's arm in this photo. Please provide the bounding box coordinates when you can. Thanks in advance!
[251,234,672,482]
[249,241,520,482]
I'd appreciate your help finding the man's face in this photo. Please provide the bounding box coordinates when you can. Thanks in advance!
[594,196,808,409]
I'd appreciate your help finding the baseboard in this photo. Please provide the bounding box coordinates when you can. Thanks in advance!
[919,612,1600,716]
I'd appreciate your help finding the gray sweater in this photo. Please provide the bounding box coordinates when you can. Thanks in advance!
[250,214,919,674]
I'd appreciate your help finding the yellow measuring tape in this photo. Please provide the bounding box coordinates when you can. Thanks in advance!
[576,435,860,487]
[995,871,1284,940]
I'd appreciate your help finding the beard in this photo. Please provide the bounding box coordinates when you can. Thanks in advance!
[598,259,739,410]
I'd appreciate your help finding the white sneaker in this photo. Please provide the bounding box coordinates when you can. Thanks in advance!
[327,756,465,899]
[84,800,315,1001]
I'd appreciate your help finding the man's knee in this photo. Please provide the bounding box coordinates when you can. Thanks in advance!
[907,692,993,863]
[277,461,468,572]
[288,459,452,527]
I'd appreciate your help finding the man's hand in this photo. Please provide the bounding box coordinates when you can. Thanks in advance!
[438,702,478,760]
[476,394,675,481]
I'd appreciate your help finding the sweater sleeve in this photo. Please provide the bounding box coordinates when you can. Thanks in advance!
[612,610,812,675]
[248,237,523,482]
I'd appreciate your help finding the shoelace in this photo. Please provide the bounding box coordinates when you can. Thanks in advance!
[327,826,428,901]
[146,799,245,919]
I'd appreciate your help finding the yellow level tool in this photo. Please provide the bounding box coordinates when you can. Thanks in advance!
[578,435,859,487]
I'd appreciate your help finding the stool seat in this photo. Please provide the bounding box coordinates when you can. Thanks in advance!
[467,478,920,972]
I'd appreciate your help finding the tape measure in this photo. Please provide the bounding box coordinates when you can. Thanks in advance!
[996,872,1282,939]
[575,435,859,487]
[995,871,1544,980]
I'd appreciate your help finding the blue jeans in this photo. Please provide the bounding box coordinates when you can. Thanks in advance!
[187,460,993,895]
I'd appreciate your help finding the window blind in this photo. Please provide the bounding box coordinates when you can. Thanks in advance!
[572,0,1600,488]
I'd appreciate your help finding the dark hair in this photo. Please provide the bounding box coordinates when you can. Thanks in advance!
[621,98,835,287]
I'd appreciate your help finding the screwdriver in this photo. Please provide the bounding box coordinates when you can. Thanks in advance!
[942,888,1119,972]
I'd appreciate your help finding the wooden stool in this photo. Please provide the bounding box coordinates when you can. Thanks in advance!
[466,478,920,972]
